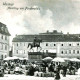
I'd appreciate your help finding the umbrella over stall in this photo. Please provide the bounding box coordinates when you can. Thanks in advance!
[4,56,19,60]
[69,58,80,62]
[42,57,53,60]
[62,58,70,61]
[11,56,19,59]
[42,57,53,62]
[4,57,13,60]
[52,57,65,62]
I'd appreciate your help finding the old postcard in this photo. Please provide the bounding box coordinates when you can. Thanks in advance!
[0,0,80,80]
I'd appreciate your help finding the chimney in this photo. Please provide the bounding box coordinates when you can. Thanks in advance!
[47,30,49,33]
[67,32,69,36]
[15,34,17,36]
[53,30,57,33]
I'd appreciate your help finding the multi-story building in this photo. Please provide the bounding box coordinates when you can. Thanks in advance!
[0,22,10,60]
[12,30,80,60]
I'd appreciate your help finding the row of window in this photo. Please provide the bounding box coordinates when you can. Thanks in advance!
[0,35,8,40]
[0,44,7,50]
[16,49,80,54]
[16,43,56,47]
[46,43,80,47]
[16,43,27,46]
[16,50,49,54]
[16,43,80,47]
[61,50,80,54]
[0,55,6,59]
[61,43,80,46]
[46,43,56,46]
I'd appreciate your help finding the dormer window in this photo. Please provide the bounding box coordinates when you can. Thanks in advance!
[5,28,8,33]
[1,27,4,31]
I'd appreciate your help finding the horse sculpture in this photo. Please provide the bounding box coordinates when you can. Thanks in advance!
[27,39,42,52]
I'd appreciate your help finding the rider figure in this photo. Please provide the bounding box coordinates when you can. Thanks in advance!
[33,36,38,47]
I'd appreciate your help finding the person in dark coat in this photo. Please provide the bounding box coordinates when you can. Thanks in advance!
[41,62,47,72]
[28,63,35,76]
[62,65,67,77]
[69,65,75,75]
[49,62,55,72]
[54,71,60,80]
[54,65,61,80]
[57,64,62,73]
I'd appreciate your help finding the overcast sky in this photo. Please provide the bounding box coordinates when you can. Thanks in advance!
[0,0,80,43]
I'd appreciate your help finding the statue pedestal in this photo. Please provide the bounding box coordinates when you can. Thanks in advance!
[28,52,42,62]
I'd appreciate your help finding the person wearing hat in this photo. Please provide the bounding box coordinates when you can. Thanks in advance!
[33,37,37,47]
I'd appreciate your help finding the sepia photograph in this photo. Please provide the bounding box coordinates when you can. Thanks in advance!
[0,0,80,80]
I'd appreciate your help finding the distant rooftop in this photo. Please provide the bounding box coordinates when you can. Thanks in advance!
[12,30,80,42]
[39,30,63,35]
[0,22,11,36]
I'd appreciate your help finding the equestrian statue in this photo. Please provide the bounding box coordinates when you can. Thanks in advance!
[27,37,42,52]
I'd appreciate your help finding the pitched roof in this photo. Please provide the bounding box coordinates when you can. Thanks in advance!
[12,34,80,42]
[0,22,11,36]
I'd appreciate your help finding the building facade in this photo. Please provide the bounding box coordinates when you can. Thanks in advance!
[0,22,10,60]
[12,30,80,59]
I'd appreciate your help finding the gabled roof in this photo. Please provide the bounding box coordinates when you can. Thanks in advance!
[0,22,11,36]
[12,34,80,42]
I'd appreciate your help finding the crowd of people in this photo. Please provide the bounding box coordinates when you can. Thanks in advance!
[0,59,80,80]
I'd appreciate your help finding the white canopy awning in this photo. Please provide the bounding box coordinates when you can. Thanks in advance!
[4,57,13,60]
[42,57,53,60]
[52,57,65,62]
[4,56,19,60]
[62,58,70,61]
[69,58,80,62]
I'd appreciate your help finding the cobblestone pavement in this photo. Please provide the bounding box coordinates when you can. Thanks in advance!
[0,74,80,80]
